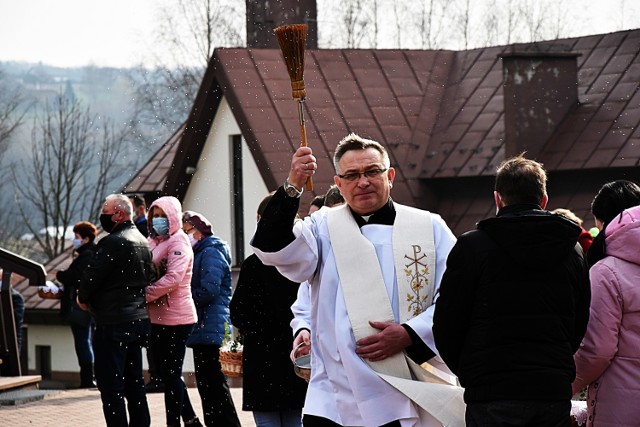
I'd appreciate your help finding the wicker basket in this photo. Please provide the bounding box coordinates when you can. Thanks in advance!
[220,350,243,378]
[38,289,62,300]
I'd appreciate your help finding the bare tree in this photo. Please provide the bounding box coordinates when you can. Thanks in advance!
[340,0,372,48]
[416,0,449,49]
[11,94,135,261]
[0,69,27,159]
[391,2,401,48]
[371,0,379,48]
[0,68,30,254]
[454,0,473,50]
[129,0,244,136]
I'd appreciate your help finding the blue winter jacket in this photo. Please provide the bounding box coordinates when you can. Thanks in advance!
[186,235,233,347]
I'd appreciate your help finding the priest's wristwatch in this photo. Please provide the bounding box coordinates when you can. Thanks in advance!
[284,179,303,198]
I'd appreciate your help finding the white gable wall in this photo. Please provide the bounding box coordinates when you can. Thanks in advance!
[182,96,269,262]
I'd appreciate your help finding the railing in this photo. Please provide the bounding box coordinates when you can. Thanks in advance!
[0,247,46,377]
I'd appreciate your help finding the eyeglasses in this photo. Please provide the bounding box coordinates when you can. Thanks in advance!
[337,168,388,182]
[183,226,195,233]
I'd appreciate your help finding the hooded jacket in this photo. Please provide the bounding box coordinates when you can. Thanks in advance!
[146,196,197,326]
[434,204,591,403]
[573,205,640,427]
[186,234,234,346]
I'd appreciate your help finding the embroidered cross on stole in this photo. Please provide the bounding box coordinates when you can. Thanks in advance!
[327,203,465,427]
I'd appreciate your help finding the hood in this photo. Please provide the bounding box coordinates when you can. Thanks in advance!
[603,204,640,265]
[195,234,232,264]
[147,196,183,236]
[477,204,581,268]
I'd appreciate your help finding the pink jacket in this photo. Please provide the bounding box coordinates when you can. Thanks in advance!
[145,196,197,326]
[573,205,640,427]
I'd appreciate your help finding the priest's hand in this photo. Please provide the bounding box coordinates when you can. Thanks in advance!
[291,329,311,362]
[355,321,412,361]
[288,146,316,190]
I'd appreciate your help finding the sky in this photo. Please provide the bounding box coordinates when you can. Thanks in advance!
[0,0,157,68]
[0,0,638,69]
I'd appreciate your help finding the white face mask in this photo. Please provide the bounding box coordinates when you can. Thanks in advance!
[188,232,198,247]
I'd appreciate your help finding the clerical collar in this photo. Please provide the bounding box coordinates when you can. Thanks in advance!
[350,198,396,227]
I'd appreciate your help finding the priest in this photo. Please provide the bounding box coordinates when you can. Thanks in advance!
[252,134,464,427]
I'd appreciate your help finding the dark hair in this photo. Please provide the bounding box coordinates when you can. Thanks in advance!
[495,155,547,206]
[310,195,324,209]
[324,185,345,208]
[257,191,276,217]
[587,180,640,267]
[73,221,97,242]
[129,194,146,208]
[333,133,390,174]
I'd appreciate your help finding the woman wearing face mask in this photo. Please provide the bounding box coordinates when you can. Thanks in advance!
[146,196,201,427]
[182,210,241,427]
[572,180,640,426]
[55,221,98,388]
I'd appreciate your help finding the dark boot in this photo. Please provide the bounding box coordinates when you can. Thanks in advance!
[79,362,96,388]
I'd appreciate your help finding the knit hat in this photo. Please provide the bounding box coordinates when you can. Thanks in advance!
[183,210,213,236]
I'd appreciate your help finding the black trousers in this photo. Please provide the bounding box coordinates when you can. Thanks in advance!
[303,414,401,427]
[191,344,241,427]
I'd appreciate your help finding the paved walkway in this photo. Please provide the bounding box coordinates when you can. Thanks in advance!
[0,386,256,426]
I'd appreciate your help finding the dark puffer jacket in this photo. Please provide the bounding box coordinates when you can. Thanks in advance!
[78,221,153,325]
[434,204,591,403]
[56,242,97,321]
[186,234,233,347]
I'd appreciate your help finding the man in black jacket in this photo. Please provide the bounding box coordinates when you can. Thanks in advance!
[433,156,591,426]
[78,194,154,427]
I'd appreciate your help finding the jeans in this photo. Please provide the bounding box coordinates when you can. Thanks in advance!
[254,410,303,427]
[70,321,94,365]
[93,318,150,427]
[465,400,571,427]
[150,323,197,426]
[192,344,241,427]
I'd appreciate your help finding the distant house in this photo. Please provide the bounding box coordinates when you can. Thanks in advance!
[15,2,640,382]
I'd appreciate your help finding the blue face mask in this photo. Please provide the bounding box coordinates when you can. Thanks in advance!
[72,238,83,249]
[152,217,170,236]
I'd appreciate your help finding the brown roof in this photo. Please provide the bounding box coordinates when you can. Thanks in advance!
[128,30,639,217]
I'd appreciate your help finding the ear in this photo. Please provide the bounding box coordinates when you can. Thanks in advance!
[334,174,341,189]
[387,167,396,187]
[540,194,548,210]
[494,191,504,214]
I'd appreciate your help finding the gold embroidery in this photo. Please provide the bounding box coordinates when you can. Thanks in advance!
[404,244,430,316]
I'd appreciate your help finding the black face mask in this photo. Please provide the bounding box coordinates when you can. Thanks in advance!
[100,213,116,233]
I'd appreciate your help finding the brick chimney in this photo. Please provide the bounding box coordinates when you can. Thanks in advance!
[500,52,580,159]
[246,0,318,49]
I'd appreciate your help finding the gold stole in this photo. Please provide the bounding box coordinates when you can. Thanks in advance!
[327,203,465,427]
